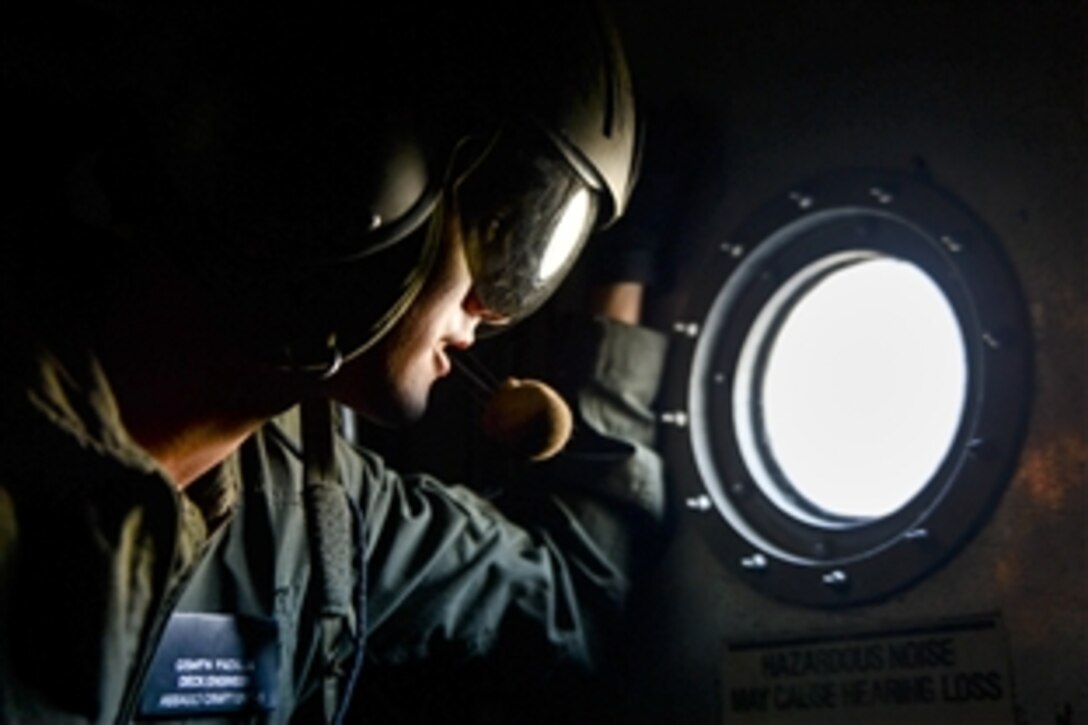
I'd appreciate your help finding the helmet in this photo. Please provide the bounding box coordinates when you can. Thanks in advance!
[102,1,640,374]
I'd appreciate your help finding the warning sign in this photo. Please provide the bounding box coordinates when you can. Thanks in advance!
[721,614,1015,724]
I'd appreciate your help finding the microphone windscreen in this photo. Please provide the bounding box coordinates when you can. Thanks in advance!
[481,378,573,461]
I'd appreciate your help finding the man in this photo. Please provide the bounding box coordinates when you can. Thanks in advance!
[0,2,668,723]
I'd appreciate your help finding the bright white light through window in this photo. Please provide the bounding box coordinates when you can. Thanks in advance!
[538,188,592,281]
[756,258,967,518]
[680,175,1029,605]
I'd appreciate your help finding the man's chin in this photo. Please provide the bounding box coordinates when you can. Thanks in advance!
[324,362,433,429]
[346,387,430,430]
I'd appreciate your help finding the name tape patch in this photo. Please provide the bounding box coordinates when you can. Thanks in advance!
[138,612,279,718]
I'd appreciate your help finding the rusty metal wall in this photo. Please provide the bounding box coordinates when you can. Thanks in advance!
[611,2,1085,723]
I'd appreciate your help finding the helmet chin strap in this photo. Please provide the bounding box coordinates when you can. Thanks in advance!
[282,338,345,380]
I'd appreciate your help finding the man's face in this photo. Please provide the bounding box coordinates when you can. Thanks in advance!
[324,211,486,427]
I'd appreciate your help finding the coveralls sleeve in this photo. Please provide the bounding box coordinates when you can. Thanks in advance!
[340,318,668,682]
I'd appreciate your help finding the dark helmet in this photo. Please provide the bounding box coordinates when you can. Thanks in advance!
[95,1,640,374]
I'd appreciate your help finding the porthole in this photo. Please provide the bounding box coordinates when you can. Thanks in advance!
[663,169,1032,607]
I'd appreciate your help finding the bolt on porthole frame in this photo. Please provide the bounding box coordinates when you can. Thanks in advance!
[661,168,1033,607]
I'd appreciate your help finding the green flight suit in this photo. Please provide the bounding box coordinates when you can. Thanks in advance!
[0,315,667,724]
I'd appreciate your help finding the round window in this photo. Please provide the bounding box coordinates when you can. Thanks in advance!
[736,255,969,522]
[664,169,1032,606]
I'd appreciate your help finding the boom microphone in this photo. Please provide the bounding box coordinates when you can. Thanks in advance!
[450,351,573,461]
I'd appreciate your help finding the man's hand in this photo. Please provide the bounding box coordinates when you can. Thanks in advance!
[586,95,724,326]
[590,282,644,326]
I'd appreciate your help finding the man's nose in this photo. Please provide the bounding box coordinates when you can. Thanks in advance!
[463,287,512,328]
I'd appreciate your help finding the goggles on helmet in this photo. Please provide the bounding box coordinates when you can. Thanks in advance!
[451,123,601,332]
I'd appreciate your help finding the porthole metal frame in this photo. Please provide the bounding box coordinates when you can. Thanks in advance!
[662,168,1033,607]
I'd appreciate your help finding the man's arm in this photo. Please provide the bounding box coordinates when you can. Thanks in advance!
[590,282,645,326]
[333,300,667,725]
